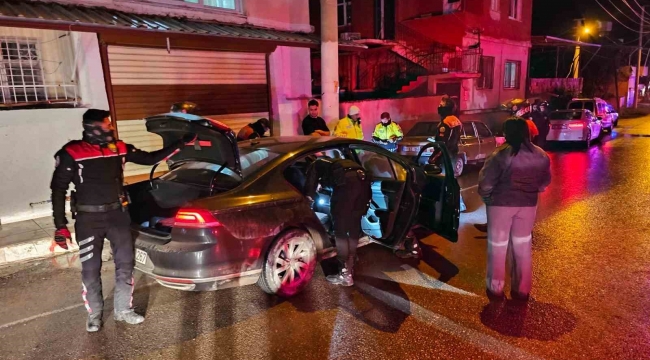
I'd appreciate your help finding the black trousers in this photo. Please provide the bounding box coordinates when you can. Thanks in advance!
[330,175,372,270]
[75,209,134,315]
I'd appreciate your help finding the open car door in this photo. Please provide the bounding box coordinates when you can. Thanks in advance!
[414,142,460,242]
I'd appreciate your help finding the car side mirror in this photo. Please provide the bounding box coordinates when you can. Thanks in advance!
[423,164,443,175]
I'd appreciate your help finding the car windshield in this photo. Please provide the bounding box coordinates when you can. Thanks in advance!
[569,101,594,111]
[551,111,583,120]
[407,122,440,136]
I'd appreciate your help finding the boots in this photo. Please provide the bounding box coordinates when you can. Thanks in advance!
[114,310,145,325]
[86,312,103,333]
[326,267,354,287]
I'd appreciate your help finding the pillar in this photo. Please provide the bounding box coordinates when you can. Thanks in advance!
[321,0,339,125]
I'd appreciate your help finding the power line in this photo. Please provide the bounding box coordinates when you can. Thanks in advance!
[595,0,650,33]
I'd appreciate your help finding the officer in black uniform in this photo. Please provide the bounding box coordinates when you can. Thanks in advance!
[304,157,372,286]
[51,109,193,332]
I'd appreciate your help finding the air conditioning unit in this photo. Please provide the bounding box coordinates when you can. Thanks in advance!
[340,32,361,41]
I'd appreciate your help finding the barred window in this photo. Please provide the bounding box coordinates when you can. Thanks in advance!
[503,60,520,89]
[477,56,494,89]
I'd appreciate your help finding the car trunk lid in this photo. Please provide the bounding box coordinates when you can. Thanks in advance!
[145,113,241,176]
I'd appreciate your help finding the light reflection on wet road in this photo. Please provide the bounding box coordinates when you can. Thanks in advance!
[1,119,650,359]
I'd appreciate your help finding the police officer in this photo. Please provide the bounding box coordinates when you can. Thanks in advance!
[304,157,372,286]
[333,105,363,140]
[429,95,466,212]
[51,109,194,332]
[372,112,404,152]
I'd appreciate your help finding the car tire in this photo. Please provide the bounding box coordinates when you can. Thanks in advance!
[257,228,317,297]
[584,130,592,148]
[454,157,464,177]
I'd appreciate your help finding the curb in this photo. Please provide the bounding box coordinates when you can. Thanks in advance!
[0,233,79,266]
[0,234,113,267]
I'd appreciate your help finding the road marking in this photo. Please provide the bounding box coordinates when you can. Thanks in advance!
[461,184,478,192]
[356,282,544,360]
[0,303,84,330]
[361,264,478,297]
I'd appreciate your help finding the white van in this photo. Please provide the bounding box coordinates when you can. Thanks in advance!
[567,98,614,132]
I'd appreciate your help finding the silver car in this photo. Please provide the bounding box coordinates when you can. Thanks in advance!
[397,120,497,176]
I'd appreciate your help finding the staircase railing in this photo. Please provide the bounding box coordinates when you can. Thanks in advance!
[354,49,428,93]
[394,23,481,75]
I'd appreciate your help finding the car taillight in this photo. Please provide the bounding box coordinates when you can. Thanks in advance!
[173,209,221,228]
[568,123,584,129]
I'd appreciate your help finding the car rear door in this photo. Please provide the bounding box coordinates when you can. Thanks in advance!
[474,122,496,160]
[413,143,460,242]
[460,121,480,161]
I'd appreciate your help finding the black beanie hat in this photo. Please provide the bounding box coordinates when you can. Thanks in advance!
[82,109,111,124]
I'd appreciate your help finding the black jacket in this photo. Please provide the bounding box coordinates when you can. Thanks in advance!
[304,158,366,198]
[435,115,462,155]
[302,116,329,135]
[50,139,181,229]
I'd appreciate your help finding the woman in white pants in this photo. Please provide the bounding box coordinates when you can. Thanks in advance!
[478,118,551,302]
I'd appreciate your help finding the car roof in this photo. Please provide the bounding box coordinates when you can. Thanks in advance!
[554,109,585,112]
[238,136,369,154]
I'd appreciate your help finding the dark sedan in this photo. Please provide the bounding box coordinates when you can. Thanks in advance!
[127,113,460,297]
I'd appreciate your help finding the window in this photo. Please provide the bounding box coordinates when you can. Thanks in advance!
[338,0,352,27]
[477,56,494,89]
[475,122,492,138]
[462,122,476,138]
[179,0,238,11]
[509,0,520,19]
[491,0,500,11]
[0,39,45,104]
[353,148,394,180]
[390,159,408,182]
[503,60,520,89]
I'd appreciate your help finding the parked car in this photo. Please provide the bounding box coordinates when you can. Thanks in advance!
[397,120,497,176]
[567,97,614,132]
[606,104,619,127]
[127,113,460,297]
[547,109,601,148]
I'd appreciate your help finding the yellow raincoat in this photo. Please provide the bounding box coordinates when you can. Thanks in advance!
[333,116,364,140]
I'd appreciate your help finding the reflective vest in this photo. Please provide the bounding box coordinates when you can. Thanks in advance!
[333,116,364,140]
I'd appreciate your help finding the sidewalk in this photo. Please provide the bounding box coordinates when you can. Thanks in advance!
[0,215,80,266]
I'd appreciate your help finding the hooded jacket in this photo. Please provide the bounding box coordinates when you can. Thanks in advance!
[478,143,551,207]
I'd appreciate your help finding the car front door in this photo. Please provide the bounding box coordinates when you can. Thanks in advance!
[460,121,480,162]
[413,142,460,242]
[474,122,496,160]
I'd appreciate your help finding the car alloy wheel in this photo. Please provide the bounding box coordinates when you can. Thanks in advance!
[258,229,317,297]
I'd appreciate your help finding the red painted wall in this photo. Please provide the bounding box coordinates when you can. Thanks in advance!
[397,0,443,22]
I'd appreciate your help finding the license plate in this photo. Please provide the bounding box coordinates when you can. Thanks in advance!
[135,249,147,265]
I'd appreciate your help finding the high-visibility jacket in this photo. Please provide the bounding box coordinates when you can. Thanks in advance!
[372,121,403,152]
[333,116,364,140]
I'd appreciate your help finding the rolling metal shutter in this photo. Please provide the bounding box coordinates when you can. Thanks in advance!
[107,46,269,177]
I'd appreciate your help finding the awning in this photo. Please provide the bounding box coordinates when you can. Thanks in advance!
[531,35,602,48]
[0,0,366,50]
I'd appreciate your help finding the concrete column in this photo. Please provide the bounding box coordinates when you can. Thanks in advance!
[321,0,339,124]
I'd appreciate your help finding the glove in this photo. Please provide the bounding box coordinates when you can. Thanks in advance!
[54,228,72,250]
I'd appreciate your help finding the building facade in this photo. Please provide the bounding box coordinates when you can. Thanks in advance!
[310,0,532,116]
[0,0,318,223]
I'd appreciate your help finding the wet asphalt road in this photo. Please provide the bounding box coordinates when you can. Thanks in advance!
[1,118,650,360]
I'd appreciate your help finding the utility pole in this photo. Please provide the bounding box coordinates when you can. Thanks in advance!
[320,0,340,127]
[634,6,645,109]
[572,18,584,79]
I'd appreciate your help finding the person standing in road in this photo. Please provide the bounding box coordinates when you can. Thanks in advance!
[51,109,194,332]
[237,118,270,141]
[302,99,330,136]
[533,102,550,149]
[333,105,364,140]
[372,112,404,152]
[304,157,372,286]
[429,95,466,212]
[478,117,551,302]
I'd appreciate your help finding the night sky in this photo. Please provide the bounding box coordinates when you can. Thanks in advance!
[532,0,647,42]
